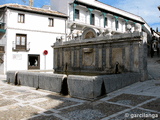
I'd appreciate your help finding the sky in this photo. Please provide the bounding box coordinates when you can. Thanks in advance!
[0,0,50,8]
[0,0,160,31]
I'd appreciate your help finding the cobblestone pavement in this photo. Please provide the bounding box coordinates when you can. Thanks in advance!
[0,58,160,120]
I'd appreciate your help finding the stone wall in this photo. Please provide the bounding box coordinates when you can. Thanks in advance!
[6,71,67,94]
[68,72,141,99]
[53,32,148,81]
[6,71,141,100]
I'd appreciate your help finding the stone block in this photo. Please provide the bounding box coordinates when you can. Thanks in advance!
[125,47,130,70]
[38,73,67,93]
[112,48,123,65]
[6,71,18,84]
[17,72,30,86]
[111,34,122,39]
[29,72,39,88]
[103,73,141,93]
[17,72,39,88]
[67,75,103,99]
[133,31,141,37]
[121,33,132,38]
[133,46,139,71]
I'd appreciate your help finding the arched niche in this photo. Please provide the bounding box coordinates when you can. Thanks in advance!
[82,28,98,39]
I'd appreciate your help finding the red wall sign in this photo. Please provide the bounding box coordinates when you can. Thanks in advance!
[43,50,48,55]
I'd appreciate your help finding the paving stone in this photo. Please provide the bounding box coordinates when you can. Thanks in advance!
[0,99,18,107]
[0,105,41,120]
[28,115,62,120]
[108,94,154,106]
[16,93,45,101]
[33,99,78,110]
[1,91,20,96]
[14,89,32,94]
[0,86,15,91]
[141,98,160,112]
[62,109,105,120]
[60,102,128,120]
[0,95,4,100]
[109,108,160,120]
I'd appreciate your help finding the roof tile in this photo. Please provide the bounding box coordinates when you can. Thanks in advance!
[0,4,67,17]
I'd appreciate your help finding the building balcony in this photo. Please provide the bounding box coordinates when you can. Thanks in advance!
[12,41,30,52]
[0,22,6,33]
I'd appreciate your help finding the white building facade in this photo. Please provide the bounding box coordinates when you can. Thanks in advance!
[0,4,67,74]
[51,0,151,41]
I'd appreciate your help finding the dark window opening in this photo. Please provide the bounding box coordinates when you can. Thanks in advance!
[28,54,40,69]
[104,17,108,27]
[75,9,79,19]
[115,20,119,30]
[18,13,25,23]
[48,18,54,27]
[90,13,95,25]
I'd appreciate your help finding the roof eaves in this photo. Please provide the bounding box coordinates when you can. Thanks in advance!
[1,4,68,18]
[74,0,144,24]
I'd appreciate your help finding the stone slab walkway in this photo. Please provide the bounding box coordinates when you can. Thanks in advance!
[0,57,160,120]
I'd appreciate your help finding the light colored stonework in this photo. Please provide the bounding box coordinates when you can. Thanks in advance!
[53,32,148,81]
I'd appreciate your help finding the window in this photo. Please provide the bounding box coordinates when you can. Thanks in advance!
[28,54,40,69]
[75,9,79,19]
[48,18,54,27]
[16,34,27,50]
[90,13,95,25]
[125,22,128,31]
[18,14,25,23]
[115,20,119,30]
[104,17,108,27]
[0,46,5,53]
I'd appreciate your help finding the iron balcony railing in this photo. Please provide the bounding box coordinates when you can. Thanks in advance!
[12,41,30,52]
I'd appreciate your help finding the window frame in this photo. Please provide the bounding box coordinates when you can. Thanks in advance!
[75,9,80,19]
[18,13,25,23]
[115,19,119,30]
[15,34,27,50]
[48,18,54,27]
[28,54,40,70]
[90,13,95,25]
[104,17,108,28]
